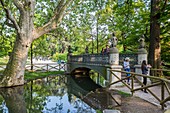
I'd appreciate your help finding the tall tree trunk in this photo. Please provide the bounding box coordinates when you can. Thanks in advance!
[0,0,73,87]
[148,0,161,76]
[0,0,35,87]
[0,35,31,87]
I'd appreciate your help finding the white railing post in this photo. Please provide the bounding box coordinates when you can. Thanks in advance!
[107,34,122,89]
[134,37,150,82]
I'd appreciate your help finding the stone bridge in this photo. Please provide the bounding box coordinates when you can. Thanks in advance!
[67,54,111,80]
[67,36,148,87]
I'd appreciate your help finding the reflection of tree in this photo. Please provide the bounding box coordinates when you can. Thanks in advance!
[72,98,96,113]
[24,76,67,113]
[44,97,63,113]
[0,75,98,113]
[0,86,27,113]
[0,100,8,112]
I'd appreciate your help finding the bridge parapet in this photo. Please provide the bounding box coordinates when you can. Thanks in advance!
[69,54,109,65]
[119,53,138,68]
[69,53,138,67]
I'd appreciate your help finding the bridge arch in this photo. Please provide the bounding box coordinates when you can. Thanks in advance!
[69,63,108,80]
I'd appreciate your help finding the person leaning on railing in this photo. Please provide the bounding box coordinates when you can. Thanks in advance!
[141,60,151,93]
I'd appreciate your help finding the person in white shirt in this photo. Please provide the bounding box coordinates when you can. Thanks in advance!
[123,57,131,85]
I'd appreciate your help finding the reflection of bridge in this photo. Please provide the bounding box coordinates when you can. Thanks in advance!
[66,75,120,110]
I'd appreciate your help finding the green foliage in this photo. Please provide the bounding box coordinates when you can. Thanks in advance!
[0,29,15,57]
[0,0,170,64]
[160,2,170,63]
[30,36,51,58]
[0,57,9,64]
[51,53,67,62]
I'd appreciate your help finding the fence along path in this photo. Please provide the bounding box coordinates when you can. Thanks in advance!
[107,69,170,110]
[0,63,67,72]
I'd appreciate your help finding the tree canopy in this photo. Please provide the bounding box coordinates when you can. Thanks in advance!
[0,0,170,87]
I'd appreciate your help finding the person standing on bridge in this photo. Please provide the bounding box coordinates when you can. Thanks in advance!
[141,60,151,93]
[123,57,131,85]
[104,44,109,54]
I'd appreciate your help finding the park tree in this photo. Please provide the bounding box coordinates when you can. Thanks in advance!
[148,0,168,74]
[0,0,74,87]
[62,0,110,54]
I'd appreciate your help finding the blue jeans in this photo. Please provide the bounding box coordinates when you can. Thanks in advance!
[125,68,131,82]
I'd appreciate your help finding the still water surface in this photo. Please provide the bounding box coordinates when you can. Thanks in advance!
[0,75,113,113]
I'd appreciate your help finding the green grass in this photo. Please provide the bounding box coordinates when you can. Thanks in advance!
[0,69,65,81]
[117,90,131,97]
[25,71,65,81]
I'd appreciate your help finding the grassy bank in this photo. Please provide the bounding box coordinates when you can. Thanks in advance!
[25,71,65,81]
[0,70,65,81]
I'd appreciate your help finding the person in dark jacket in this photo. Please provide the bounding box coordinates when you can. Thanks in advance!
[104,45,109,54]
[141,60,151,93]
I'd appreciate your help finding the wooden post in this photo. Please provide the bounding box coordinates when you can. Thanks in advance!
[161,81,165,110]
[131,74,134,96]
[47,64,49,72]
[59,64,61,71]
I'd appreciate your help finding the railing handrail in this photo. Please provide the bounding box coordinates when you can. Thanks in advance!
[107,69,170,110]
[109,69,170,83]
[69,53,110,64]
[151,68,170,72]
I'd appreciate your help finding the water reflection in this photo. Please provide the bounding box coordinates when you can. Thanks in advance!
[0,86,27,113]
[0,74,116,113]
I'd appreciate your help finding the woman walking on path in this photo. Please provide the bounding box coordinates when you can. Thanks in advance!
[141,60,151,93]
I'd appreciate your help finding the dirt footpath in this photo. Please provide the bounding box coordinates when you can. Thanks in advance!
[111,82,170,113]
[115,96,164,113]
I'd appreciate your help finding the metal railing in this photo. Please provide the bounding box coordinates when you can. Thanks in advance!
[69,53,109,65]
[107,68,170,110]
[69,53,138,67]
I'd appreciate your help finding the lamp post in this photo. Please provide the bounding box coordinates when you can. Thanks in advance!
[96,15,99,54]
[31,43,33,70]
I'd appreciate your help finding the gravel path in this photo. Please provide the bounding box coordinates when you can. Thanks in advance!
[112,82,170,113]
[114,83,170,109]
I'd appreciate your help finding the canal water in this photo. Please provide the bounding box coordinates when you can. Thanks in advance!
[0,74,115,113]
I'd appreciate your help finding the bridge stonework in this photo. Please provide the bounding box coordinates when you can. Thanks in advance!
[67,47,124,88]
